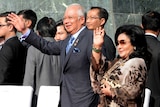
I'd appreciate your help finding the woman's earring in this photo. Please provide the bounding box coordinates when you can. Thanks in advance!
[134,46,136,50]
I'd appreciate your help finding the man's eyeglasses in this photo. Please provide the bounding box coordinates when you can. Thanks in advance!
[63,16,79,21]
[0,24,8,27]
[86,16,100,20]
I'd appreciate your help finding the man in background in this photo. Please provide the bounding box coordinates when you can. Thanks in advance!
[54,19,68,41]
[0,37,4,50]
[0,11,26,84]
[142,10,160,107]
[86,6,116,61]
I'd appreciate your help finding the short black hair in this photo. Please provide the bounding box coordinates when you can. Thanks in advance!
[0,11,17,32]
[56,19,63,27]
[0,11,16,22]
[17,9,37,29]
[36,17,56,37]
[90,6,109,27]
[142,10,160,32]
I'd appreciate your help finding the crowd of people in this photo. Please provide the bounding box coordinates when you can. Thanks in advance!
[0,2,159,107]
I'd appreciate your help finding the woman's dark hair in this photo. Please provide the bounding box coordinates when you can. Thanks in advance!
[36,17,57,37]
[115,24,151,69]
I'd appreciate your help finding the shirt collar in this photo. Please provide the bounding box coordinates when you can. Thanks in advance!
[145,33,157,38]
[72,26,86,39]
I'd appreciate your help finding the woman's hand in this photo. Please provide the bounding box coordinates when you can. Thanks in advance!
[93,27,104,48]
[101,80,112,97]
[92,27,105,65]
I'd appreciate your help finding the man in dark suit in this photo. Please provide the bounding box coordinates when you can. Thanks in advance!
[86,6,116,61]
[0,37,4,50]
[8,3,99,107]
[0,11,26,84]
[142,10,160,107]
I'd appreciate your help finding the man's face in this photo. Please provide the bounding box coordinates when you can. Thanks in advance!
[63,5,85,35]
[86,9,103,30]
[18,15,31,28]
[18,15,26,22]
[0,17,9,38]
[55,25,68,41]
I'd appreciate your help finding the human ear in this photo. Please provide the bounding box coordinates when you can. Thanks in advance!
[100,18,105,26]
[25,20,32,28]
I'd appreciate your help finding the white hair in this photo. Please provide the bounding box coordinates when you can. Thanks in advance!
[67,3,85,17]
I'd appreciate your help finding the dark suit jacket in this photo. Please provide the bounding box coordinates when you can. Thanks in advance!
[102,33,116,61]
[0,36,26,84]
[25,27,98,107]
[145,35,160,107]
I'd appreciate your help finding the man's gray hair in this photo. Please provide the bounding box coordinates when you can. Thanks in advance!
[68,3,85,17]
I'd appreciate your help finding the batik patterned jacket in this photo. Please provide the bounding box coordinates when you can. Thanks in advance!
[90,57,147,107]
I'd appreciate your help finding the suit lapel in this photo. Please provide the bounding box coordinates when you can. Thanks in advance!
[145,34,158,40]
[63,38,80,66]
[63,28,87,70]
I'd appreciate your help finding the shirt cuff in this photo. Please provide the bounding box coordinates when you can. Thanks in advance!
[20,29,31,42]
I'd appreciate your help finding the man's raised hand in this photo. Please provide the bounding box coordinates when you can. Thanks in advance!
[7,13,28,34]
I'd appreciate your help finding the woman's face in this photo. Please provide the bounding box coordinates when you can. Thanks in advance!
[116,33,134,59]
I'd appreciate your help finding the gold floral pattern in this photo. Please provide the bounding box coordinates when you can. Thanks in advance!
[90,57,147,107]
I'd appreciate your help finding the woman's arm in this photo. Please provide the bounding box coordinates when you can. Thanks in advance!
[90,27,106,93]
[92,27,104,65]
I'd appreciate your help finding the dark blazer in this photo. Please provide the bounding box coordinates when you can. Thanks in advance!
[25,27,98,107]
[145,35,160,107]
[102,33,116,61]
[0,36,26,84]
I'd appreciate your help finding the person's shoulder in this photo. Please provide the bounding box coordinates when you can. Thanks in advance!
[43,37,54,42]
[84,27,93,33]
[104,33,111,38]
[126,58,146,67]
[81,27,93,38]
[103,33,113,40]
[0,37,24,54]
[145,35,160,46]
[145,35,159,42]
[4,36,22,47]
[28,45,36,51]
[28,45,40,54]
[128,57,145,61]
[6,36,18,41]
